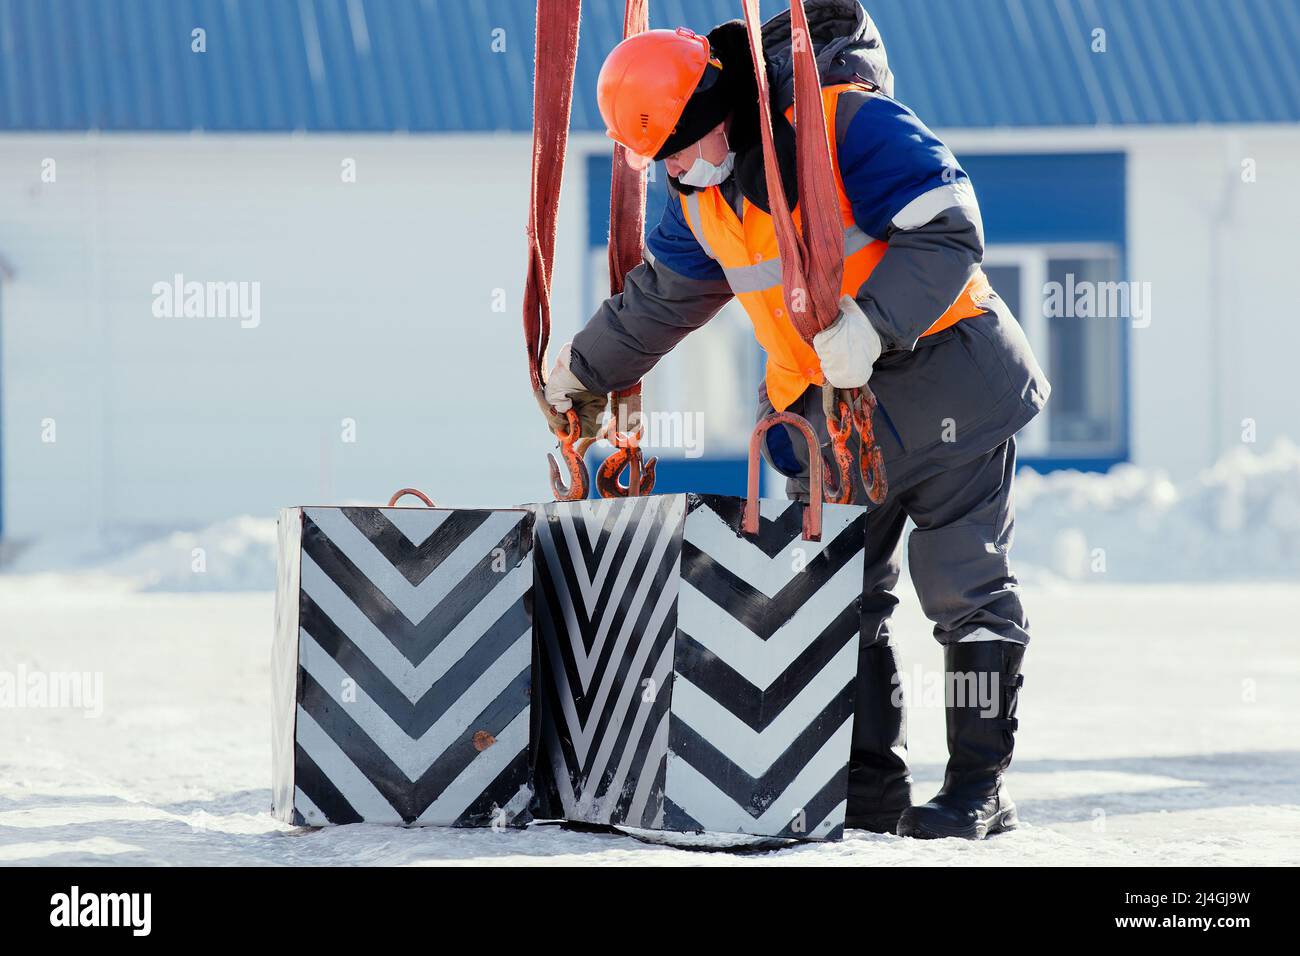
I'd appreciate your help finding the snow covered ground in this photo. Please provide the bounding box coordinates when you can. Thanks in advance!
[2,577,1296,866]
[2,445,1297,865]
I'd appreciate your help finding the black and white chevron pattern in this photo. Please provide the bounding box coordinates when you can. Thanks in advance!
[664,494,864,840]
[532,493,864,840]
[271,505,535,828]
[532,496,684,828]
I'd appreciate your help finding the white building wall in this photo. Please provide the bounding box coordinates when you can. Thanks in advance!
[3,125,1299,537]
[1127,129,1300,475]
[947,124,1300,478]
[0,133,594,536]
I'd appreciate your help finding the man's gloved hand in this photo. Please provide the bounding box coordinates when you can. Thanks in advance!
[543,342,608,439]
[812,294,884,389]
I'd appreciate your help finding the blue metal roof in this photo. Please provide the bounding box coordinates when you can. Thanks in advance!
[1,0,1297,132]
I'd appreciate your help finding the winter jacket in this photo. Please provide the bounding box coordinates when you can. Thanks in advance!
[570,0,1050,496]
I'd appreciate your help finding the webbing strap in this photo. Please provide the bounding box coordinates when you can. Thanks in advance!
[739,0,843,344]
[522,0,583,398]
[740,1,889,507]
[525,0,653,499]
[608,0,650,298]
[607,0,650,433]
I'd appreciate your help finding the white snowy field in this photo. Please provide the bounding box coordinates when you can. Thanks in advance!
[1,576,1296,867]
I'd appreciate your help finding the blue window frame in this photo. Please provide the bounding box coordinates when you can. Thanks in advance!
[584,151,1130,494]
[960,152,1130,472]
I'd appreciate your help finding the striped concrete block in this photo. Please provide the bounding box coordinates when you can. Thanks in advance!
[272,505,535,827]
[531,492,864,840]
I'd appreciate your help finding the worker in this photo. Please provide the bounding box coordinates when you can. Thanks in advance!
[541,0,1049,839]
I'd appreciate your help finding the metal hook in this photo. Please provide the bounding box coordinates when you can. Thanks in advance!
[547,409,590,501]
[596,441,658,498]
[822,387,856,505]
[850,387,888,505]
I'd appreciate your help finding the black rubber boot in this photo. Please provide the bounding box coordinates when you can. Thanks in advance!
[844,643,912,833]
[897,641,1024,840]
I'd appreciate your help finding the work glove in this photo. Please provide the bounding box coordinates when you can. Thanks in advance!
[543,342,608,440]
[812,294,884,389]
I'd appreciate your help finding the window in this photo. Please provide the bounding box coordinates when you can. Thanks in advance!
[982,244,1126,463]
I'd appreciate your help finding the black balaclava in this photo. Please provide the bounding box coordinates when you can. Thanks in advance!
[662,20,796,213]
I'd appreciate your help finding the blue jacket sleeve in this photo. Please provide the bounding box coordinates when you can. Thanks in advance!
[837,94,971,239]
[835,92,986,349]
[645,189,727,282]
[569,185,733,393]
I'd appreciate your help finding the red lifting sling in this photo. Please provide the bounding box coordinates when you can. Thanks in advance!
[523,0,585,499]
[525,0,885,509]
[524,0,655,501]
[739,0,887,509]
[597,0,658,499]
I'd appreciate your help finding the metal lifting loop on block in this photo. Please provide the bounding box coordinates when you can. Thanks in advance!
[745,412,823,542]
[387,487,437,508]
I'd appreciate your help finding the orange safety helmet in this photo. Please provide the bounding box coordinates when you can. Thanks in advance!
[597,28,713,170]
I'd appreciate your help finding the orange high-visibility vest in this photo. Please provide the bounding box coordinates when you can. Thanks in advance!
[677,82,993,412]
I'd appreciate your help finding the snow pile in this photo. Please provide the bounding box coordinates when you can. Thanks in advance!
[1012,440,1300,583]
[1,442,1297,590]
[2,516,279,592]
[97,516,279,592]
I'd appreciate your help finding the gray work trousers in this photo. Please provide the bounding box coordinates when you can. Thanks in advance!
[758,390,1030,649]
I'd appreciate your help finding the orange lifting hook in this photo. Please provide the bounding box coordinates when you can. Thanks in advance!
[596,433,657,498]
[821,386,888,507]
[595,387,657,498]
[547,409,590,501]
[852,386,889,505]
[823,388,857,506]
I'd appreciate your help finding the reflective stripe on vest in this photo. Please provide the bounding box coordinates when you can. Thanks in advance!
[686,188,874,294]
[678,82,992,412]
